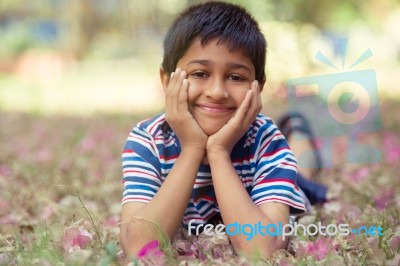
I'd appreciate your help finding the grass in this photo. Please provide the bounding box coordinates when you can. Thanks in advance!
[0,101,399,265]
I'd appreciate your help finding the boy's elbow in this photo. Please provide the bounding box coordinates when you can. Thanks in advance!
[119,224,142,259]
[120,222,167,259]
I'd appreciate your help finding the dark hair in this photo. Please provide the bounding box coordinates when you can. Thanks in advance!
[161,1,267,83]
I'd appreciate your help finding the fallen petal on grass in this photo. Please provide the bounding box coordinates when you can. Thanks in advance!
[1,110,399,265]
[62,227,93,252]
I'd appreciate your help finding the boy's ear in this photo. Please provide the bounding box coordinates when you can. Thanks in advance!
[160,68,170,92]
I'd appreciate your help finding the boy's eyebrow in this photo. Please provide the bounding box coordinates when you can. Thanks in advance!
[186,60,252,73]
[226,62,252,73]
[186,59,211,66]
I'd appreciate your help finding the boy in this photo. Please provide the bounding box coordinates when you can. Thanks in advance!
[120,1,306,259]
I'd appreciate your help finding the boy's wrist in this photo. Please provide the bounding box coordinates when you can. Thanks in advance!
[181,145,206,157]
[206,149,230,162]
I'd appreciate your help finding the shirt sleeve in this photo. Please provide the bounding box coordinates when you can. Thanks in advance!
[251,121,306,215]
[121,125,162,205]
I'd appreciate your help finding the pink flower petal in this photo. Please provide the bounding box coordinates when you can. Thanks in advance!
[62,227,93,252]
[175,239,193,255]
[62,228,80,251]
[104,215,119,227]
[302,238,337,260]
[0,200,10,215]
[0,165,11,177]
[78,228,93,239]
[137,240,164,258]
[391,236,400,251]
[74,235,91,248]
[41,205,55,220]
[350,167,370,183]
[373,187,395,210]
[0,214,18,225]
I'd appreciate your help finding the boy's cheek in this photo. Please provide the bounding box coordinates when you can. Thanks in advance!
[186,84,199,103]
[234,89,250,105]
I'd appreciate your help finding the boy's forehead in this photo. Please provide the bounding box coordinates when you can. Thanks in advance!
[180,38,254,68]
[192,38,246,55]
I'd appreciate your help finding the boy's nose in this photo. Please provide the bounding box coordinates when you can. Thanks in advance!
[205,78,228,101]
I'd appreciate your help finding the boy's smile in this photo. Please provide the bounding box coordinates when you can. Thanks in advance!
[196,102,234,114]
[174,38,257,135]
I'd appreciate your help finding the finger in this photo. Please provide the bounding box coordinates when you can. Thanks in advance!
[166,69,179,95]
[243,80,261,125]
[168,69,186,113]
[239,80,258,126]
[173,70,187,113]
[166,68,182,100]
[172,69,186,95]
[232,88,253,123]
[165,69,179,113]
[177,78,189,110]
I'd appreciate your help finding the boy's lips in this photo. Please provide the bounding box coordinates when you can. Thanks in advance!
[196,103,235,113]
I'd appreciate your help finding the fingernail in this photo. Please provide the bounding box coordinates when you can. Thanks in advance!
[253,81,260,91]
[176,68,181,72]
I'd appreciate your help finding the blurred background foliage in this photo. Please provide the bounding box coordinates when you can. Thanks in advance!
[0,0,399,115]
[1,3,400,264]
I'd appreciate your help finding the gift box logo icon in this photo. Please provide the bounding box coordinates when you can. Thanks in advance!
[286,39,382,167]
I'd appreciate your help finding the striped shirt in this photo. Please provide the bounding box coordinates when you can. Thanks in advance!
[121,113,306,226]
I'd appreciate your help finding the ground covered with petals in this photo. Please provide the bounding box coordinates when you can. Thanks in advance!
[0,102,399,265]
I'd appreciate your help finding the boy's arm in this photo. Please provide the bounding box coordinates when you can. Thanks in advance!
[120,69,207,257]
[208,151,289,258]
[207,81,290,258]
[120,147,204,257]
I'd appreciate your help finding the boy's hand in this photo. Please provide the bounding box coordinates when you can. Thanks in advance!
[165,69,208,152]
[206,80,262,155]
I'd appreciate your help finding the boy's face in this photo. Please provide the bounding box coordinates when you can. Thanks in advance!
[162,38,262,136]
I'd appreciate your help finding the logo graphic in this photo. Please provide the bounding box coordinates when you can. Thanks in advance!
[286,39,382,167]
[328,81,370,125]
[188,220,384,241]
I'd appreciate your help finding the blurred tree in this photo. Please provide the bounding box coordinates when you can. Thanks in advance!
[0,0,399,60]
[69,0,97,59]
[273,0,398,30]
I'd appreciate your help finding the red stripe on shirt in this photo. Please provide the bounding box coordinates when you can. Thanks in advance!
[148,117,165,134]
[182,211,216,222]
[261,147,289,158]
[259,132,283,155]
[159,154,178,160]
[281,161,297,169]
[258,178,295,186]
[123,197,150,202]
[123,169,158,179]
[257,197,305,210]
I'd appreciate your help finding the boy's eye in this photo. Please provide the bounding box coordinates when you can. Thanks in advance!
[228,74,246,82]
[190,71,209,79]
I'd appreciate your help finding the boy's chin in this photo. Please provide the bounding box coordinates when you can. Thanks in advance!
[200,124,224,136]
